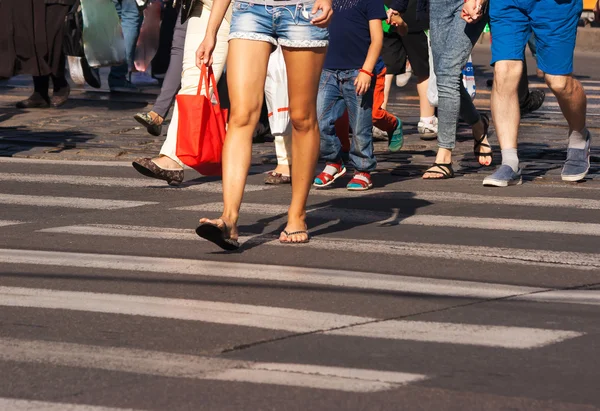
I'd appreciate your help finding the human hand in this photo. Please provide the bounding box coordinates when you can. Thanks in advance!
[390,15,408,36]
[461,0,486,24]
[311,0,333,27]
[354,71,372,96]
[196,36,216,67]
[386,8,399,24]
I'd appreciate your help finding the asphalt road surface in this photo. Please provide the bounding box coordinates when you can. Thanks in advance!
[0,46,599,411]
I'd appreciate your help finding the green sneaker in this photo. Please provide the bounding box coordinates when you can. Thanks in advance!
[388,117,404,152]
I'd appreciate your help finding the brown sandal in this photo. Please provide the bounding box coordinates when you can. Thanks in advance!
[264,171,291,185]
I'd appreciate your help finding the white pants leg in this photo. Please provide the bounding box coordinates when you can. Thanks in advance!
[264,46,292,166]
[159,5,230,166]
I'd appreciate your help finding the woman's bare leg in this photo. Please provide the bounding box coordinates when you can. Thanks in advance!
[199,39,272,239]
[279,46,327,243]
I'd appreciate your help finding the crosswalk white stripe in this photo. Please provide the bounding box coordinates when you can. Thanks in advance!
[0,220,22,227]
[0,286,369,333]
[515,290,600,306]
[176,202,600,236]
[0,287,583,348]
[0,248,544,299]
[3,249,599,304]
[0,157,133,167]
[327,321,583,349]
[3,170,598,208]
[0,338,427,392]
[309,190,600,209]
[0,173,271,192]
[38,224,600,270]
[0,194,157,210]
[0,398,140,411]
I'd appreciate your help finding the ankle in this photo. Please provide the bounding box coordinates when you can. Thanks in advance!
[149,111,164,124]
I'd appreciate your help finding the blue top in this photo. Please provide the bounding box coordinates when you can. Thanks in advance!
[323,0,387,71]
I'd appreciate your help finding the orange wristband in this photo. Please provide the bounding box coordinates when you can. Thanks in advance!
[359,69,374,77]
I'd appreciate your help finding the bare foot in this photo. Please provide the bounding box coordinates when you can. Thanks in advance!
[472,116,492,166]
[279,216,309,244]
[273,164,291,176]
[148,111,164,126]
[423,149,453,179]
[153,155,183,170]
[199,217,239,242]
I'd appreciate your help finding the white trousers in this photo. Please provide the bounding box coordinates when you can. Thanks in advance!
[265,46,292,166]
[159,5,230,166]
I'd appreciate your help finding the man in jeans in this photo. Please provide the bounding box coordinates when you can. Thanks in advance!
[463,0,591,186]
[109,0,143,92]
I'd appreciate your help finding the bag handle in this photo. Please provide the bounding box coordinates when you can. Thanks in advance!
[198,64,221,106]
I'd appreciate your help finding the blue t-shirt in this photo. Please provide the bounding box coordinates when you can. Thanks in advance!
[323,0,387,71]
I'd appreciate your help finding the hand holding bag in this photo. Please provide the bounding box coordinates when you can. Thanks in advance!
[176,65,228,176]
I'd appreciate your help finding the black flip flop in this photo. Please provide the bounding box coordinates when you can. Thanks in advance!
[195,220,240,251]
[280,230,310,244]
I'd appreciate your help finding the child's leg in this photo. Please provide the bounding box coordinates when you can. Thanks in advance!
[402,31,436,120]
[381,32,407,110]
[372,67,400,135]
[334,110,351,154]
[317,71,346,165]
[341,71,376,174]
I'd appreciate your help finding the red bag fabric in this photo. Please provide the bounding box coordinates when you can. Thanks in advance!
[176,65,228,175]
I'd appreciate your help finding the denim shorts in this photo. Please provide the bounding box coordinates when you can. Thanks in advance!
[490,0,582,75]
[229,1,329,48]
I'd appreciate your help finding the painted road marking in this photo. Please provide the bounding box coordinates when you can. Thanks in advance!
[0,194,157,210]
[38,224,600,270]
[0,338,426,392]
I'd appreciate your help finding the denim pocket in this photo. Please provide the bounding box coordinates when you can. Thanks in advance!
[296,3,321,23]
[233,1,251,12]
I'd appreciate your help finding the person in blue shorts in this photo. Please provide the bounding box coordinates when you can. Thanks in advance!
[463,0,591,186]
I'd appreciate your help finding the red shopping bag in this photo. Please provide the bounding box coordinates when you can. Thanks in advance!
[176,65,228,176]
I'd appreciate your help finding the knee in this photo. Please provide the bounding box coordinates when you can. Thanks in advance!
[493,61,522,92]
[290,109,317,134]
[229,104,262,129]
[545,74,572,96]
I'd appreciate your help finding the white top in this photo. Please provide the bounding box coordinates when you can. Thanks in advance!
[238,0,303,5]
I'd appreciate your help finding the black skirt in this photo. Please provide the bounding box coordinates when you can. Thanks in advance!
[0,0,73,78]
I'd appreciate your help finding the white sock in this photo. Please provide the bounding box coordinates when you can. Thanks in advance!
[420,116,436,124]
[568,128,588,150]
[501,148,519,172]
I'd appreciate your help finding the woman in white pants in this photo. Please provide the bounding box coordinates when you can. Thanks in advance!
[132,1,232,186]
[264,46,292,185]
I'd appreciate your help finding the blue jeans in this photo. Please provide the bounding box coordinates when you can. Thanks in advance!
[430,0,487,150]
[109,0,143,85]
[317,69,376,173]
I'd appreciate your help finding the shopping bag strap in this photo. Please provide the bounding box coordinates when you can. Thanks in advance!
[198,64,222,106]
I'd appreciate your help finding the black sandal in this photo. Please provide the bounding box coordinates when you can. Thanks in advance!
[280,230,310,244]
[473,113,493,164]
[423,163,454,180]
[196,219,240,251]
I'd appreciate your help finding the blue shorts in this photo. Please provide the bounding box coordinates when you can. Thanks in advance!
[229,1,329,48]
[490,0,582,75]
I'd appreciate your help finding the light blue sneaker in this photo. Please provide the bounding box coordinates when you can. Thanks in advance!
[388,117,404,152]
[561,131,591,182]
[483,165,523,187]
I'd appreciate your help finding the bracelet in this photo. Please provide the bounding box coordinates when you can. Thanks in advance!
[359,69,374,77]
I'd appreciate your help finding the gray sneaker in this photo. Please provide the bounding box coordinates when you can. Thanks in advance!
[483,165,523,187]
[561,131,591,182]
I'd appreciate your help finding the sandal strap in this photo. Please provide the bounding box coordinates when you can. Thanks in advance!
[283,230,309,236]
[427,163,454,177]
[349,172,371,187]
[315,171,334,184]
